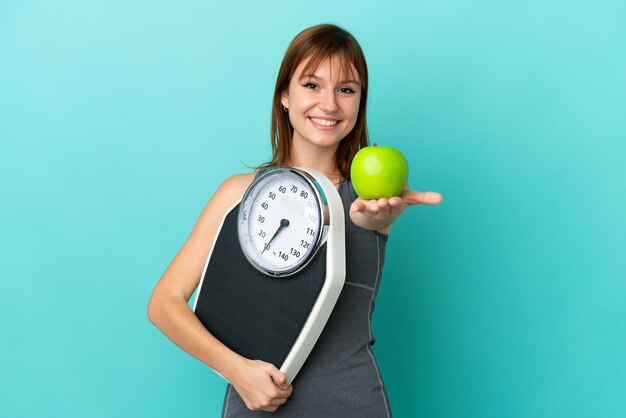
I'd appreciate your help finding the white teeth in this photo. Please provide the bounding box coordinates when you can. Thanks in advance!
[311,117,338,127]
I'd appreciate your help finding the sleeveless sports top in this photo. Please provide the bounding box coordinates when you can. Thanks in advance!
[221,176,392,417]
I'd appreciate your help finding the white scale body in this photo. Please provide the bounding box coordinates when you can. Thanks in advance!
[193,167,346,384]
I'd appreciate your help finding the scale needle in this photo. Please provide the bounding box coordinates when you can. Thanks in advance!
[261,218,289,254]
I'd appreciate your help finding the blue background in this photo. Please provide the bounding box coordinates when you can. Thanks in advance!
[1,1,625,417]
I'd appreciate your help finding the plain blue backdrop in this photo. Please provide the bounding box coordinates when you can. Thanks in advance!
[1,1,625,417]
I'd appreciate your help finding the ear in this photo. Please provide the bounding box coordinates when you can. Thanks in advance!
[280,90,289,108]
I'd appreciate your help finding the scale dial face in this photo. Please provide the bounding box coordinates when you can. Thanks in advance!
[238,167,326,277]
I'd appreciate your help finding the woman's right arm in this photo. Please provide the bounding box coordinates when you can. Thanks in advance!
[147,173,293,412]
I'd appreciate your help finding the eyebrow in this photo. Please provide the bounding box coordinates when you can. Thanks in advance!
[299,74,361,87]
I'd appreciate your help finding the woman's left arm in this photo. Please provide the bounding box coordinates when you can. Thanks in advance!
[349,188,443,235]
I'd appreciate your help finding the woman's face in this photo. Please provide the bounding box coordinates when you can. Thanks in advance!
[281,55,361,153]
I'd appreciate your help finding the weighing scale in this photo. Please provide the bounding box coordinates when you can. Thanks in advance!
[193,167,346,384]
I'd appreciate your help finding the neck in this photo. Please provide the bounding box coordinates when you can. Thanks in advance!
[288,138,341,182]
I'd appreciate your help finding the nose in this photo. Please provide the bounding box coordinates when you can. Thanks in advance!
[319,89,339,113]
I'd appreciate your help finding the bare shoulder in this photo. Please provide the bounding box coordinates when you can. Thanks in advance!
[221,171,256,190]
[212,172,256,207]
[196,171,257,223]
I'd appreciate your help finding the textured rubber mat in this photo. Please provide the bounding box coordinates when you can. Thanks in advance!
[194,205,327,367]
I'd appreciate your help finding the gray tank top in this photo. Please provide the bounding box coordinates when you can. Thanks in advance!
[221,176,392,417]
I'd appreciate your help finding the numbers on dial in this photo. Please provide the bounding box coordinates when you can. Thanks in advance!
[239,169,323,275]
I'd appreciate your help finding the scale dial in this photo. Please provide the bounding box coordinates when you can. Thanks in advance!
[238,167,327,277]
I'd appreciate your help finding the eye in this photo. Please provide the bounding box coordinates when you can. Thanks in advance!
[340,87,356,94]
[302,83,318,90]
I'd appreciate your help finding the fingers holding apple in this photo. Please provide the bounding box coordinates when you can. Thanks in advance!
[349,145,443,231]
[348,194,408,233]
[351,145,443,204]
[350,196,406,219]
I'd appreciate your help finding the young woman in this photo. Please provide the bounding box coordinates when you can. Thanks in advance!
[148,24,442,417]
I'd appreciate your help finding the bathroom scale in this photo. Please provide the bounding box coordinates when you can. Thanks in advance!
[193,166,346,384]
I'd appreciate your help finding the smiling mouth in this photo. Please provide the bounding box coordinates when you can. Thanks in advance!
[309,117,339,127]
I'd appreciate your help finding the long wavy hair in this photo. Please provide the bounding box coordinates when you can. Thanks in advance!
[256,24,369,179]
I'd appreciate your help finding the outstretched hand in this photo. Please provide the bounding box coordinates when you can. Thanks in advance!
[349,187,443,233]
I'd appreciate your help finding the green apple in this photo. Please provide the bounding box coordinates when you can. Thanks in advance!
[350,145,409,199]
